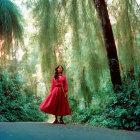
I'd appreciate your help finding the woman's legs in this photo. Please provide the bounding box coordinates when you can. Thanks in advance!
[60,116,63,120]
[52,115,58,124]
[52,115,66,124]
[60,116,66,124]
[55,115,58,121]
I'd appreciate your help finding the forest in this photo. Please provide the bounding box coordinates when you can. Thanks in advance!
[0,0,140,131]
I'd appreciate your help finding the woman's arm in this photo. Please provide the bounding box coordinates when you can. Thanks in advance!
[64,75,68,92]
[50,76,55,92]
[64,75,68,98]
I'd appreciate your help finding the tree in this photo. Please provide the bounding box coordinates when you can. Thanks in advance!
[92,0,122,92]
[0,0,24,65]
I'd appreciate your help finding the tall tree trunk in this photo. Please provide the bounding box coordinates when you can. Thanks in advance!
[92,0,122,92]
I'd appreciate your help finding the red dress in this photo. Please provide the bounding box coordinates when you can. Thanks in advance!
[39,74,71,116]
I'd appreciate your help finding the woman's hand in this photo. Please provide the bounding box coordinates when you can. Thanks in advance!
[65,92,68,98]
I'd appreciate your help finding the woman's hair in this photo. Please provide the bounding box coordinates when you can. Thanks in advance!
[54,65,64,79]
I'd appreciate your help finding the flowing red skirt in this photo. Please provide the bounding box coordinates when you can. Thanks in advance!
[39,87,71,116]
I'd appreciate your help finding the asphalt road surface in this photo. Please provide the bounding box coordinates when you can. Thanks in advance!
[0,122,140,140]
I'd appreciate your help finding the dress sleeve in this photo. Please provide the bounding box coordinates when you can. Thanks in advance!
[64,75,68,92]
[50,76,55,92]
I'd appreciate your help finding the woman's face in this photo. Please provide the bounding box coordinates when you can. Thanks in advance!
[58,66,63,73]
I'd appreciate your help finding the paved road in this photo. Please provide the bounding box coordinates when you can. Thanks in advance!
[0,122,139,140]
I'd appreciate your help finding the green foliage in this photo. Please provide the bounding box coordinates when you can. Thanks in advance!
[110,0,139,75]
[31,0,110,96]
[0,69,46,122]
[67,78,140,131]
[0,0,24,54]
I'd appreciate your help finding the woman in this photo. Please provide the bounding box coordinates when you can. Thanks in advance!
[39,65,71,124]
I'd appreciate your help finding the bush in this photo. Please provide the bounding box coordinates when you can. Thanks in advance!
[0,70,46,122]
[68,78,140,131]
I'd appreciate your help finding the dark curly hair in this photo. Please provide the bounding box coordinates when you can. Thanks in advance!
[54,65,64,79]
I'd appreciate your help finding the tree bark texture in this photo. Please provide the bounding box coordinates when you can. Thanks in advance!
[92,0,122,92]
